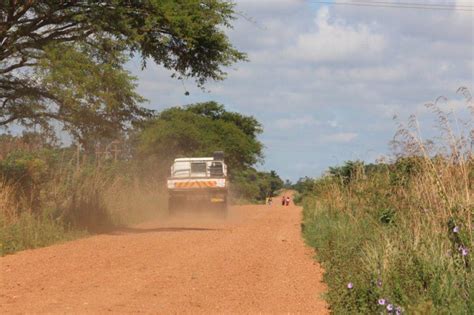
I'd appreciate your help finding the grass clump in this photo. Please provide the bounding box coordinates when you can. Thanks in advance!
[0,211,86,255]
[300,93,473,314]
[0,148,167,256]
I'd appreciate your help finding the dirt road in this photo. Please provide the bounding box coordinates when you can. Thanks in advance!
[0,202,327,314]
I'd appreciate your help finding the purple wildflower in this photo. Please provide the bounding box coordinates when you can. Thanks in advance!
[377,279,382,287]
[387,304,394,312]
[347,282,353,289]
[460,246,469,257]
[395,306,403,315]
[378,298,386,305]
[453,226,459,233]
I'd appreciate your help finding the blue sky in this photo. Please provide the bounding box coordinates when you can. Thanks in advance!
[126,0,473,181]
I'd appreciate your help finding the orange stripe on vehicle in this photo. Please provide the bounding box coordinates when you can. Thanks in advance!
[174,181,221,188]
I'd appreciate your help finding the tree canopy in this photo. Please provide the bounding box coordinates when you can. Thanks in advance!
[138,102,263,173]
[0,0,246,144]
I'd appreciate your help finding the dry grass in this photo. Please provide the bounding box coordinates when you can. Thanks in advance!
[0,158,168,255]
[302,91,473,313]
[0,181,18,223]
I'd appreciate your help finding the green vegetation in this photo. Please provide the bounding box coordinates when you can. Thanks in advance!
[0,139,167,256]
[0,208,87,256]
[0,0,245,146]
[232,169,284,203]
[139,102,263,172]
[298,102,473,314]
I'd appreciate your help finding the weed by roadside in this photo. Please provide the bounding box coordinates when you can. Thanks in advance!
[0,150,167,256]
[301,92,473,314]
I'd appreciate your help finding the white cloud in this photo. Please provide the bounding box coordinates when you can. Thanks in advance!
[128,1,473,180]
[286,7,386,62]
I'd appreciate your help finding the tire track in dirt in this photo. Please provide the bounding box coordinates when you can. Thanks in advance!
[0,202,327,314]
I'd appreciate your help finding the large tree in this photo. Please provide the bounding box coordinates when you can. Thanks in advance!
[139,102,263,173]
[0,0,245,144]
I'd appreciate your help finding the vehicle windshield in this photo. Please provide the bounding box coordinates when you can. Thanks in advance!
[190,162,207,176]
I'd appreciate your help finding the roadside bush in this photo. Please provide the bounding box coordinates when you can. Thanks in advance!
[0,150,51,212]
[0,148,168,256]
[304,195,473,314]
[302,100,473,314]
[0,211,86,256]
[231,168,283,203]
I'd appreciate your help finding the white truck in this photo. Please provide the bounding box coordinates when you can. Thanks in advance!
[166,151,228,215]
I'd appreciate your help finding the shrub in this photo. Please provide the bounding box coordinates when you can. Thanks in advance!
[0,150,168,255]
[302,98,473,314]
[0,211,86,256]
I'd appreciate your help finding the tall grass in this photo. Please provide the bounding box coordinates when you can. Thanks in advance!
[47,161,167,230]
[0,180,85,255]
[301,93,473,314]
[0,153,167,256]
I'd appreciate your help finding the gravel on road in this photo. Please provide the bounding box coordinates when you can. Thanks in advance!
[0,202,327,314]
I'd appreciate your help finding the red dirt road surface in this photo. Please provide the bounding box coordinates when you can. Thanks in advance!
[0,202,327,314]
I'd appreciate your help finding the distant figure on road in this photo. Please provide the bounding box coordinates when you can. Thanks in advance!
[268,197,273,206]
[285,196,291,206]
[282,196,286,206]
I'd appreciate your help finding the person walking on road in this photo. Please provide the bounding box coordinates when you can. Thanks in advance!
[285,196,291,206]
[281,196,286,206]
